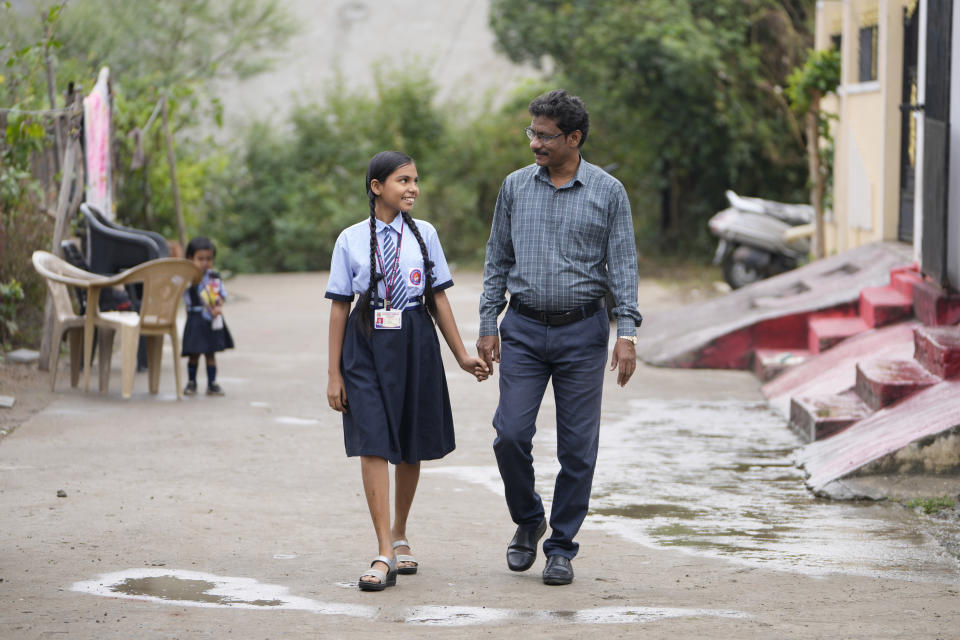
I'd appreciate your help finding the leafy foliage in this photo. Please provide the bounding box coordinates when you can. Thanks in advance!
[0,278,24,345]
[489,0,816,254]
[213,74,536,272]
[785,48,841,114]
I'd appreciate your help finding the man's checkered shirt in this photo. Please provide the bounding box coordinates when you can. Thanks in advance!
[479,157,642,337]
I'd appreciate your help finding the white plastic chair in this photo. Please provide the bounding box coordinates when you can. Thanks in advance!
[31,251,109,391]
[85,258,200,399]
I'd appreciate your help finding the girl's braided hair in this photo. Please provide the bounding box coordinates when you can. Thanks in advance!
[353,151,437,334]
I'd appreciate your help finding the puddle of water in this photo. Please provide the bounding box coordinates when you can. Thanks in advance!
[584,399,960,580]
[112,576,284,607]
[73,568,748,627]
[404,605,748,626]
[273,553,297,560]
[431,399,960,582]
[71,569,377,617]
[250,401,270,408]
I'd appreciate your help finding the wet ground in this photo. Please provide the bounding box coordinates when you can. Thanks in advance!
[2,272,958,638]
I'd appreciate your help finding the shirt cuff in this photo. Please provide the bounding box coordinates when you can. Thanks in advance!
[325,291,354,302]
[479,317,499,337]
[615,316,637,338]
[433,279,453,292]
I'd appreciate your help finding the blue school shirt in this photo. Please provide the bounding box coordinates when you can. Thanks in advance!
[325,215,453,305]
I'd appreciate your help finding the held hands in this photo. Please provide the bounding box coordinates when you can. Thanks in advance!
[609,338,637,387]
[327,373,348,413]
[458,354,491,382]
[476,335,500,376]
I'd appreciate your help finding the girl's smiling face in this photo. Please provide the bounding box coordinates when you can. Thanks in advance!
[371,162,419,219]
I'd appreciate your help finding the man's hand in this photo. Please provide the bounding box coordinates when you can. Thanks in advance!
[609,338,636,387]
[476,335,500,376]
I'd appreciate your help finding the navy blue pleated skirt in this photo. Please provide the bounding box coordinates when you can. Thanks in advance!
[340,305,455,464]
[181,311,235,356]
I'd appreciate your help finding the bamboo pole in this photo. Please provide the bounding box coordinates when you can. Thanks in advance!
[38,131,80,371]
[161,93,187,248]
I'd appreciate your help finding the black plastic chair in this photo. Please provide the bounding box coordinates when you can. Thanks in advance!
[79,203,171,371]
[80,203,169,276]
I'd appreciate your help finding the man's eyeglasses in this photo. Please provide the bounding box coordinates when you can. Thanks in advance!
[524,126,565,144]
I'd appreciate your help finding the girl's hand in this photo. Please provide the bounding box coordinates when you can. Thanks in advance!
[458,355,490,382]
[327,374,348,412]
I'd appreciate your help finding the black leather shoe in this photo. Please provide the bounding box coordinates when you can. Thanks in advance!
[542,555,574,585]
[506,519,547,572]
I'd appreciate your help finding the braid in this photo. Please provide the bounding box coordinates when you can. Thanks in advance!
[352,196,384,335]
[401,211,437,320]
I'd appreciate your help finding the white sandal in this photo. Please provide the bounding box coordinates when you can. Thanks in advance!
[358,555,397,591]
[392,539,418,575]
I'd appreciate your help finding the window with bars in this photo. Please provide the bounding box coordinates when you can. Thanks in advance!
[858,24,878,82]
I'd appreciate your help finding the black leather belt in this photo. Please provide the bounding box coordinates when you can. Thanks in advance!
[509,296,605,327]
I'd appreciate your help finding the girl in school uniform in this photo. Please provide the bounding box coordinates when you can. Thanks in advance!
[325,151,489,592]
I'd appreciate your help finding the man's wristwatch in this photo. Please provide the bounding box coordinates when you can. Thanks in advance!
[618,335,638,345]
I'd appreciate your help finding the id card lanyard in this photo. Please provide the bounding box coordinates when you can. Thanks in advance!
[374,224,404,309]
[373,224,404,330]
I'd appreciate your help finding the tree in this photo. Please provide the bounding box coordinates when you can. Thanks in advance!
[51,0,298,243]
[786,48,840,258]
[489,0,816,254]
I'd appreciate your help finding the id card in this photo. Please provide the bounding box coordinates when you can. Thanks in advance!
[374,309,402,330]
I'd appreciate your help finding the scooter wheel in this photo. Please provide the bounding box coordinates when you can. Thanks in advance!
[723,254,763,289]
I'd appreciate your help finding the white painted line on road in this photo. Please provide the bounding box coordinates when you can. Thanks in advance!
[274,416,321,426]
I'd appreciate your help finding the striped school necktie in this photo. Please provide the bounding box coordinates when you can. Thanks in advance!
[381,230,409,311]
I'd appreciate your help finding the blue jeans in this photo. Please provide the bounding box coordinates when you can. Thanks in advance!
[493,306,609,559]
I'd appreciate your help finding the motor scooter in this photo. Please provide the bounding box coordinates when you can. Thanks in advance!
[708,190,814,289]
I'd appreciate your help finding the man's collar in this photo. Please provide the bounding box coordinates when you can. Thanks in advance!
[535,154,589,187]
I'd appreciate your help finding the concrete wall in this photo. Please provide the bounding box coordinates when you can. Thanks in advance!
[819,0,914,254]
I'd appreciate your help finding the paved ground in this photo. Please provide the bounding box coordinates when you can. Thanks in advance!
[1,272,958,639]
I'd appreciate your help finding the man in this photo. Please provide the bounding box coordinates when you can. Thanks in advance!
[478,89,642,586]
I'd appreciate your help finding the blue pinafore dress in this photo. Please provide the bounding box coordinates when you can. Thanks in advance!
[326,217,456,465]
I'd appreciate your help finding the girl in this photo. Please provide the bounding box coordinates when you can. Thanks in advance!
[325,151,489,592]
[182,236,234,396]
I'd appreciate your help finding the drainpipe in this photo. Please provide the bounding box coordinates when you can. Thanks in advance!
[913,0,927,263]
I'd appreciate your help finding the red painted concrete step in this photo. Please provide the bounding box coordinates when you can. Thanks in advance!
[797,379,960,492]
[807,316,870,354]
[914,325,960,378]
[913,279,960,326]
[890,268,924,298]
[789,391,872,442]
[855,358,941,410]
[859,285,913,328]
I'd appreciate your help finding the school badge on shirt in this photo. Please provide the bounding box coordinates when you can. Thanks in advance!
[408,268,422,287]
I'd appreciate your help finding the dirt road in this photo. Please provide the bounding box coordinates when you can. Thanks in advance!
[1,272,957,639]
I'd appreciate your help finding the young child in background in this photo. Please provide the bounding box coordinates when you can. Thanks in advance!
[182,236,234,396]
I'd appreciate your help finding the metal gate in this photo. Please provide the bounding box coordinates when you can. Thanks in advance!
[921,0,953,287]
[898,5,920,242]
